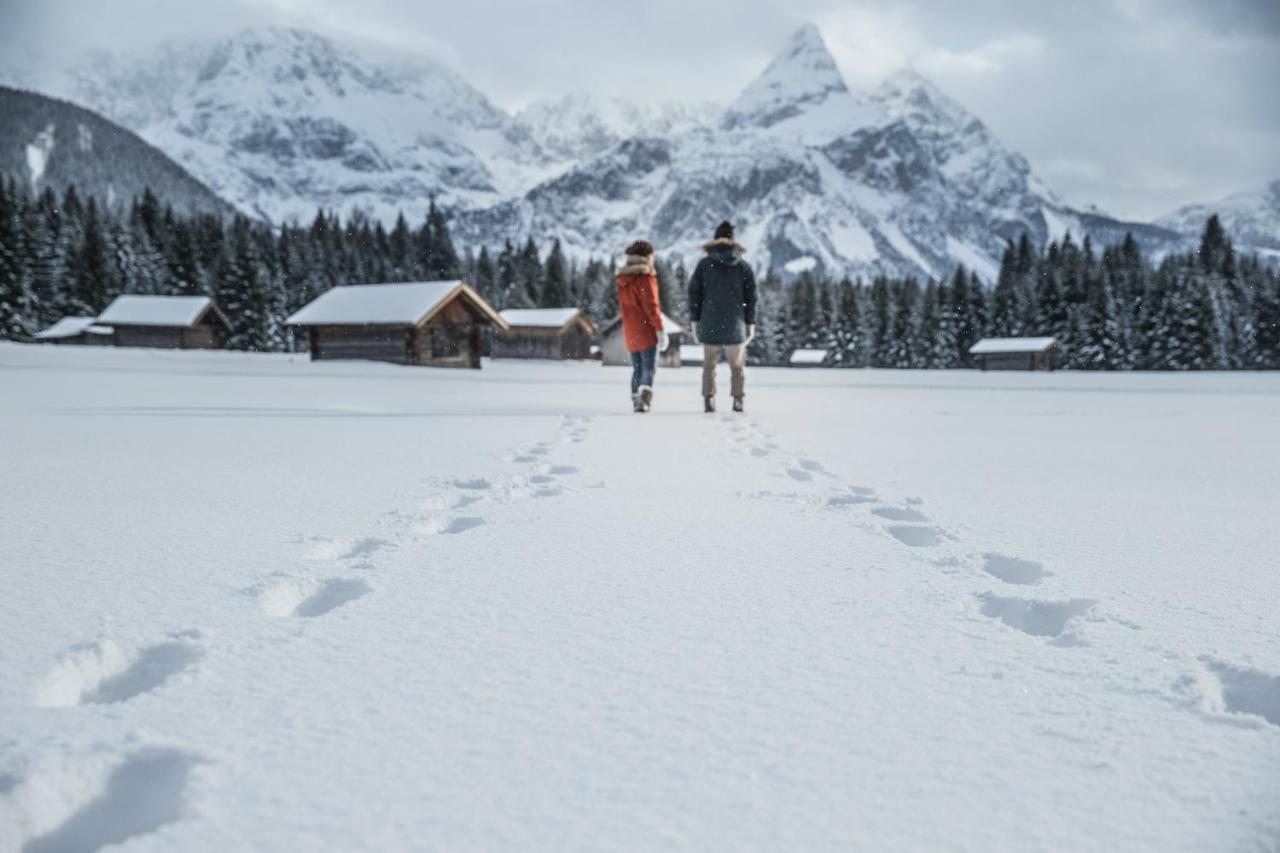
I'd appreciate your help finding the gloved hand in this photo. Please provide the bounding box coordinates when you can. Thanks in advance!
[745,324,756,344]
[657,330,670,352]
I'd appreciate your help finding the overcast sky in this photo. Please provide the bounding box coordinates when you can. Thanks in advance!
[3,0,1277,220]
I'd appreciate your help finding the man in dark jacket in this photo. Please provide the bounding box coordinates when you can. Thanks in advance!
[688,221,757,413]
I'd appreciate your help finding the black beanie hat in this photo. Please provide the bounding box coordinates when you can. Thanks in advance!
[625,240,654,257]
[714,221,734,241]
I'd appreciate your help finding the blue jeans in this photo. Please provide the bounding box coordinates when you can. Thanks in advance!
[630,347,657,394]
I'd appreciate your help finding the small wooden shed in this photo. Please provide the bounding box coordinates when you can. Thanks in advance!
[599,313,686,368]
[286,280,506,368]
[492,308,596,360]
[96,295,230,349]
[969,337,1062,371]
[789,348,831,368]
[32,316,113,346]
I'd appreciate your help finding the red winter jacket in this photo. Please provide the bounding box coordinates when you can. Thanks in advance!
[616,265,664,352]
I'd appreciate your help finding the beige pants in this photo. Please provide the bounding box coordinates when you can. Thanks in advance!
[702,344,747,399]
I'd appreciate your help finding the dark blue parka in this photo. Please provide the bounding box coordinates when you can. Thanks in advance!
[687,240,757,345]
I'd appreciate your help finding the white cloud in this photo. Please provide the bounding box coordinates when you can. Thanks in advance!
[917,34,1046,76]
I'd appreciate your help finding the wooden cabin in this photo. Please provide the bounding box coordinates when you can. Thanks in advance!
[789,348,831,368]
[599,313,686,368]
[492,308,596,360]
[96,295,230,349]
[32,317,113,346]
[969,337,1062,371]
[286,280,506,368]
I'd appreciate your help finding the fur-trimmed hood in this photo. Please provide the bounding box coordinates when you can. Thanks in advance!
[701,237,746,253]
[617,254,655,276]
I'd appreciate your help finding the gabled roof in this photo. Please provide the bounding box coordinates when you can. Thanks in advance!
[790,348,830,364]
[286,281,506,329]
[499,308,589,330]
[34,317,97,339]
[97,295,226,329]
[969,337,1060,354]
[601,312,686,335]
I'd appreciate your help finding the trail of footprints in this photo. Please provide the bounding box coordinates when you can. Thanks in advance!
[720,414,1280,729]
[9,415,595,851]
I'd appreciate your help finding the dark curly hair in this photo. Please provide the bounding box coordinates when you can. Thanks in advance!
[625,240,654,257]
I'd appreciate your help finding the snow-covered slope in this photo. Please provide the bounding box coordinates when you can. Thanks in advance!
[0,86,233,217]
[513,93,717,164]
[1157,178,1280,256]
[2,344,1279,850]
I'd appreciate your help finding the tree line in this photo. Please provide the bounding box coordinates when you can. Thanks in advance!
[0,177,1276,368]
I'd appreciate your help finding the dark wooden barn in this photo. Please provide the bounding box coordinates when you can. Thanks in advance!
[286,280,507,368]
[96,295,230,349]
[32,317,113,346]
[492,308,597,360]
[969,337,1062,371]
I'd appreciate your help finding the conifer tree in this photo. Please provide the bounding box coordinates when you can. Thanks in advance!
[541,239,570,307]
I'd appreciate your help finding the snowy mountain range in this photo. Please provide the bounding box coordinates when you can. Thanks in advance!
[4,24,1273,279]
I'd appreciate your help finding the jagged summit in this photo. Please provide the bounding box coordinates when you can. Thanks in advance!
[721,23,881,138]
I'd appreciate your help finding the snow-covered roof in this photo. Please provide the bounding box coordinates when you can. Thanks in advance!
[790,348,830,364]
[85,325,113,335]
[286,281,504,328]
[499,308,584,329]
[34,317,97,339]
[97,295,216,328]
[679,344,704,362]
[969,337,1059,354]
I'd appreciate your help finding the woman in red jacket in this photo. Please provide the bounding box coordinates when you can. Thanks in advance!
[616,240,668,413]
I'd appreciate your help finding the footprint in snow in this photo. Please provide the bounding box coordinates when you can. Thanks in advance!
[785,468,814,482]
[19,748,199,853]
[547,465,579,475]
[825,493,876,508]
[750,446,770,457]
[977,593,1095,640]
[415,515,486,537]
[253,576,371,619]
[886,524,944,547]
[32,634,205,707]
[871,506,931,523]
[981,553,1051,586]
[1196,659,1280,728]
[452,477,492,491]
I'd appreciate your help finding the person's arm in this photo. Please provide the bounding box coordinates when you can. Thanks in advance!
[742,263,757,326]
[643,273,663,332]
[688,260,704,324]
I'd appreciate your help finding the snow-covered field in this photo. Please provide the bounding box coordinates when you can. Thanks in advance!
[1,343,1278,851]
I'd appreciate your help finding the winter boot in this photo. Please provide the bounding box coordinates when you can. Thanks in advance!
[733,396,744,413]
[704,396,716,414]
[638,386,654,413]
[632,393,644,413]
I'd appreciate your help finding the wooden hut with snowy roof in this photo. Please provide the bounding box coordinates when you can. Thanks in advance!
[32,316,113,346]
[969,337,1062,371]
[96,295,230,349]
[492,308,596,360]
[599,313,686,368]
[285,281,506,368]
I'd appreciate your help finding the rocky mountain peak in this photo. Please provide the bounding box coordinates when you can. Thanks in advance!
[721,23,871,135]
